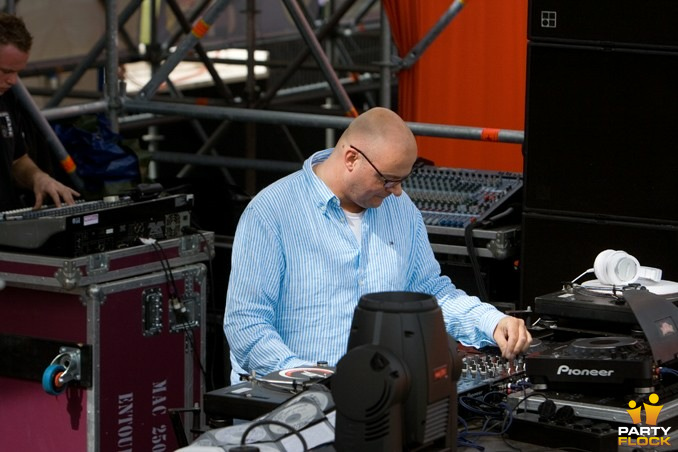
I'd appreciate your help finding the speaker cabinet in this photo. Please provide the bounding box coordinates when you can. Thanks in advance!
[524,42,678,223]
[521,2,678,308]
[528,0,678,48]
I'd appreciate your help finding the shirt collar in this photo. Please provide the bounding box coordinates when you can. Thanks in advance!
[304,148,341,210]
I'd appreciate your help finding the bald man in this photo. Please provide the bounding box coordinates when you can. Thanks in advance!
[224,107,531,383]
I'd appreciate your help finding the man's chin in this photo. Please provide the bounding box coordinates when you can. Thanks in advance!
[367,197,386,209]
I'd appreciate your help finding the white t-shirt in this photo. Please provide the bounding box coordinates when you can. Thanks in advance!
[343,209,364,243]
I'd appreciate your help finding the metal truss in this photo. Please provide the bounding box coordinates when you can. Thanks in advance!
[5,0,524,183]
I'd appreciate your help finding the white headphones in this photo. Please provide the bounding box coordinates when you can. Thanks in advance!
[593,249,662,286]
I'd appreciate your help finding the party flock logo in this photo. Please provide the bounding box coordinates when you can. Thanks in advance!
[618,393,671,447]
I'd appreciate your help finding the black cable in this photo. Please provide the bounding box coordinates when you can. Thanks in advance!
[510,391,549,414]
[457,392,516,451]
[199,231,218,391]
[149,239,210,390]
[463,205,518,304]
[151,241,180,298]
[240,419,309,451]
[151,241,178,298]
[182,226,218,391]
[465,220,490,303]
[461,390,595,452]
[459,395,505,417]
[183,227,216,313]
[499,433,523,452]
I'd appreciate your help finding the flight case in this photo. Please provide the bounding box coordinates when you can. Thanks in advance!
[0,233,213,452]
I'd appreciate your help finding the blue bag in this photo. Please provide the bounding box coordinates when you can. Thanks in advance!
[53,114,141,195]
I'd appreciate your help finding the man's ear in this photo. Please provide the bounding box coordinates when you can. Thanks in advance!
[344,145,359,171]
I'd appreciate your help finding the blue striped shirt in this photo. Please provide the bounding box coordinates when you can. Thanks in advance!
[224,149,505,383]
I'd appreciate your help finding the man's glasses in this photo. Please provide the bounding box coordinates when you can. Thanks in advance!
[349,144,413,189]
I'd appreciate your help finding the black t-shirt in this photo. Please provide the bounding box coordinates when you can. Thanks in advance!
[0,88,28,211]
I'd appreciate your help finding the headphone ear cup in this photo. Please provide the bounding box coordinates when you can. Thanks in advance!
[538,400,557,422]
[554,405,575,424]
[593,249,642,285]
[594,249,616,284]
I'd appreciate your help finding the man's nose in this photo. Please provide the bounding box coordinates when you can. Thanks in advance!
[387,184,403,196]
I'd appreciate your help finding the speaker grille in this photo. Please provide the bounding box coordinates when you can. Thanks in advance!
[423,398,450,443]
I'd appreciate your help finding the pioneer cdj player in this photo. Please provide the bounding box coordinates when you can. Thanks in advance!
[525,336,657,393]
[526,287,678,394]
[506,287,678,451]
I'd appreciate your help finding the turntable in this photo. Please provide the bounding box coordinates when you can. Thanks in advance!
[527,287,678,394]
[534,288,678,330]
[525,336,656,393]
[203,366,334,423]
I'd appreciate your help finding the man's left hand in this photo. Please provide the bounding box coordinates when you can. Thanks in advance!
[32,172,80,209]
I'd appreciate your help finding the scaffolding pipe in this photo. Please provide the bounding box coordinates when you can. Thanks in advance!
[45,0,143,108]
[322,0,336,149]
[42,100,109,122]
[174,104,236,184]
[256,0,361,110]
[397,0,467,70]
[347,0,379,30]
[126,98,354,127]
[164,0,213,52]
[279,0,357,117]
[123,98,524,144]
[276,73,374,98]
[150,151,301,173]
[13,82,85,191]
[410,121,524,144]
[244,0,258,193]
[245,0,257,106]
[105,0,121,130]
[137,0,233,100]
[164,0,233,101]
[379,5,392,108]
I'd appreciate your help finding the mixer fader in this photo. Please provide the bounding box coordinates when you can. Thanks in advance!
[457,346,528,397]
[403,165,523,229]
[403,165,523,260]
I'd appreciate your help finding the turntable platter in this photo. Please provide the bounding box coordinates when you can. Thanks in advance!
[571,336,638,350]
[260,367,335,385]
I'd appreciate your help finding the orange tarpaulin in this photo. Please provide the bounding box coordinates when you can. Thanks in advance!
[382,0,528,172]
